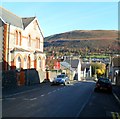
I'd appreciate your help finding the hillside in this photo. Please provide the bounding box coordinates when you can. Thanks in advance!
[45,30,118,41]
[44,30,119,56]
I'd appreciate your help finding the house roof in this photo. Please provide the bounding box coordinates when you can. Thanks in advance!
[65,59,79,68]
[0,6,23,28]
[22,17,35,29]
[81,62,91,71]
[0,6,36,29]
[60,62,74,72]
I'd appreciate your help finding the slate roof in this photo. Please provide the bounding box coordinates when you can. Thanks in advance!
[0,6,35,29]
[22,17,35,29]
[65,59,79,68]
[60,62,74,72]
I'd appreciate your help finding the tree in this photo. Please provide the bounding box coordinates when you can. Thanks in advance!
[91,62,106,77]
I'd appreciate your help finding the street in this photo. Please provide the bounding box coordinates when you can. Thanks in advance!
[2,80,120,118]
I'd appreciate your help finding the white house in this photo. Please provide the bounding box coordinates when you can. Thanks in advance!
[60,58,92,81]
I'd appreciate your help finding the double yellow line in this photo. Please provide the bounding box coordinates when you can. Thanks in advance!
[111,112,120,119]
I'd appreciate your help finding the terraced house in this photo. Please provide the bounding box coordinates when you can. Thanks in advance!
[0,6,46,72]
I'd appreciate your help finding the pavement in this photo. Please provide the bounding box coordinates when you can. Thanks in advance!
[2,80,120,107]
[2,81,52,98]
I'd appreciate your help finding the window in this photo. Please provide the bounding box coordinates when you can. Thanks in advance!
[19,32,22,46]
[28,35,31,47]
[36,38,40,49]
[15,31,18,45]
[15,31,22,46]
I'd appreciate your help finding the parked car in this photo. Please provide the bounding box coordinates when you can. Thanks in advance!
[94,77,112,93]
[51,74,70,86]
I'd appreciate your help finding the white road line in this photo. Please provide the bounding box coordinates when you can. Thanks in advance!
[47,92,52,95]
[41,94,45,97]
[75,92,93,118]
[113,92,120,105]
[30,98,37,101]
[52,90,56,92]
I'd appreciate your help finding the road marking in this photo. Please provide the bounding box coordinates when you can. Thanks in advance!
[113,92,120,105]
[75,91,93,118]
[47,92,52,95]
[52,90,56,92]
[41,94,45,97]
[30,98,37,101]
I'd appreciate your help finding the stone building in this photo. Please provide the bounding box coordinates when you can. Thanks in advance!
[0,6,46,72]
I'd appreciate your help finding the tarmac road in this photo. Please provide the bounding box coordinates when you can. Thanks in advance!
[2,80,120,118]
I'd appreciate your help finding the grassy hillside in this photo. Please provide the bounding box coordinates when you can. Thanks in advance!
[44,30,119,56]
[45,30,118,41]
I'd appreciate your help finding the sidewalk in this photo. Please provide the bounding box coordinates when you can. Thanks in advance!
[2,81,52,98]
[112,85,120,105]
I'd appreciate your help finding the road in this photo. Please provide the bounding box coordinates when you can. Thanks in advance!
[2,80,120,118]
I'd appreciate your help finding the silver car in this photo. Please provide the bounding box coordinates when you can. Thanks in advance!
[52,74,70,86]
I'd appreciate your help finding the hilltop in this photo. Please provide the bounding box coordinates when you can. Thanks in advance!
[44,30,119,56]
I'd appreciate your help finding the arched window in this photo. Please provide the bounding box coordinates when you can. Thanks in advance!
[38,38,40,49]
[19,32,22,46]
[15,31,18,45]
[28,35,31,47]
[36,38,40,49]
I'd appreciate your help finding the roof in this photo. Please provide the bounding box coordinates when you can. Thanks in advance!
[22,17,35,29]
[60,62,74,72]
[0,6,35,29]
[0,6,23,28]
[65,59,79,68]
[81,62,91,71]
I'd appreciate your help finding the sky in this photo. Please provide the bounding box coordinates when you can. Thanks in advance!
[1,2,118,37]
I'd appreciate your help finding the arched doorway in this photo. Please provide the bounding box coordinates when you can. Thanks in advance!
[38,57,41,69]
[16,56,21,71]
